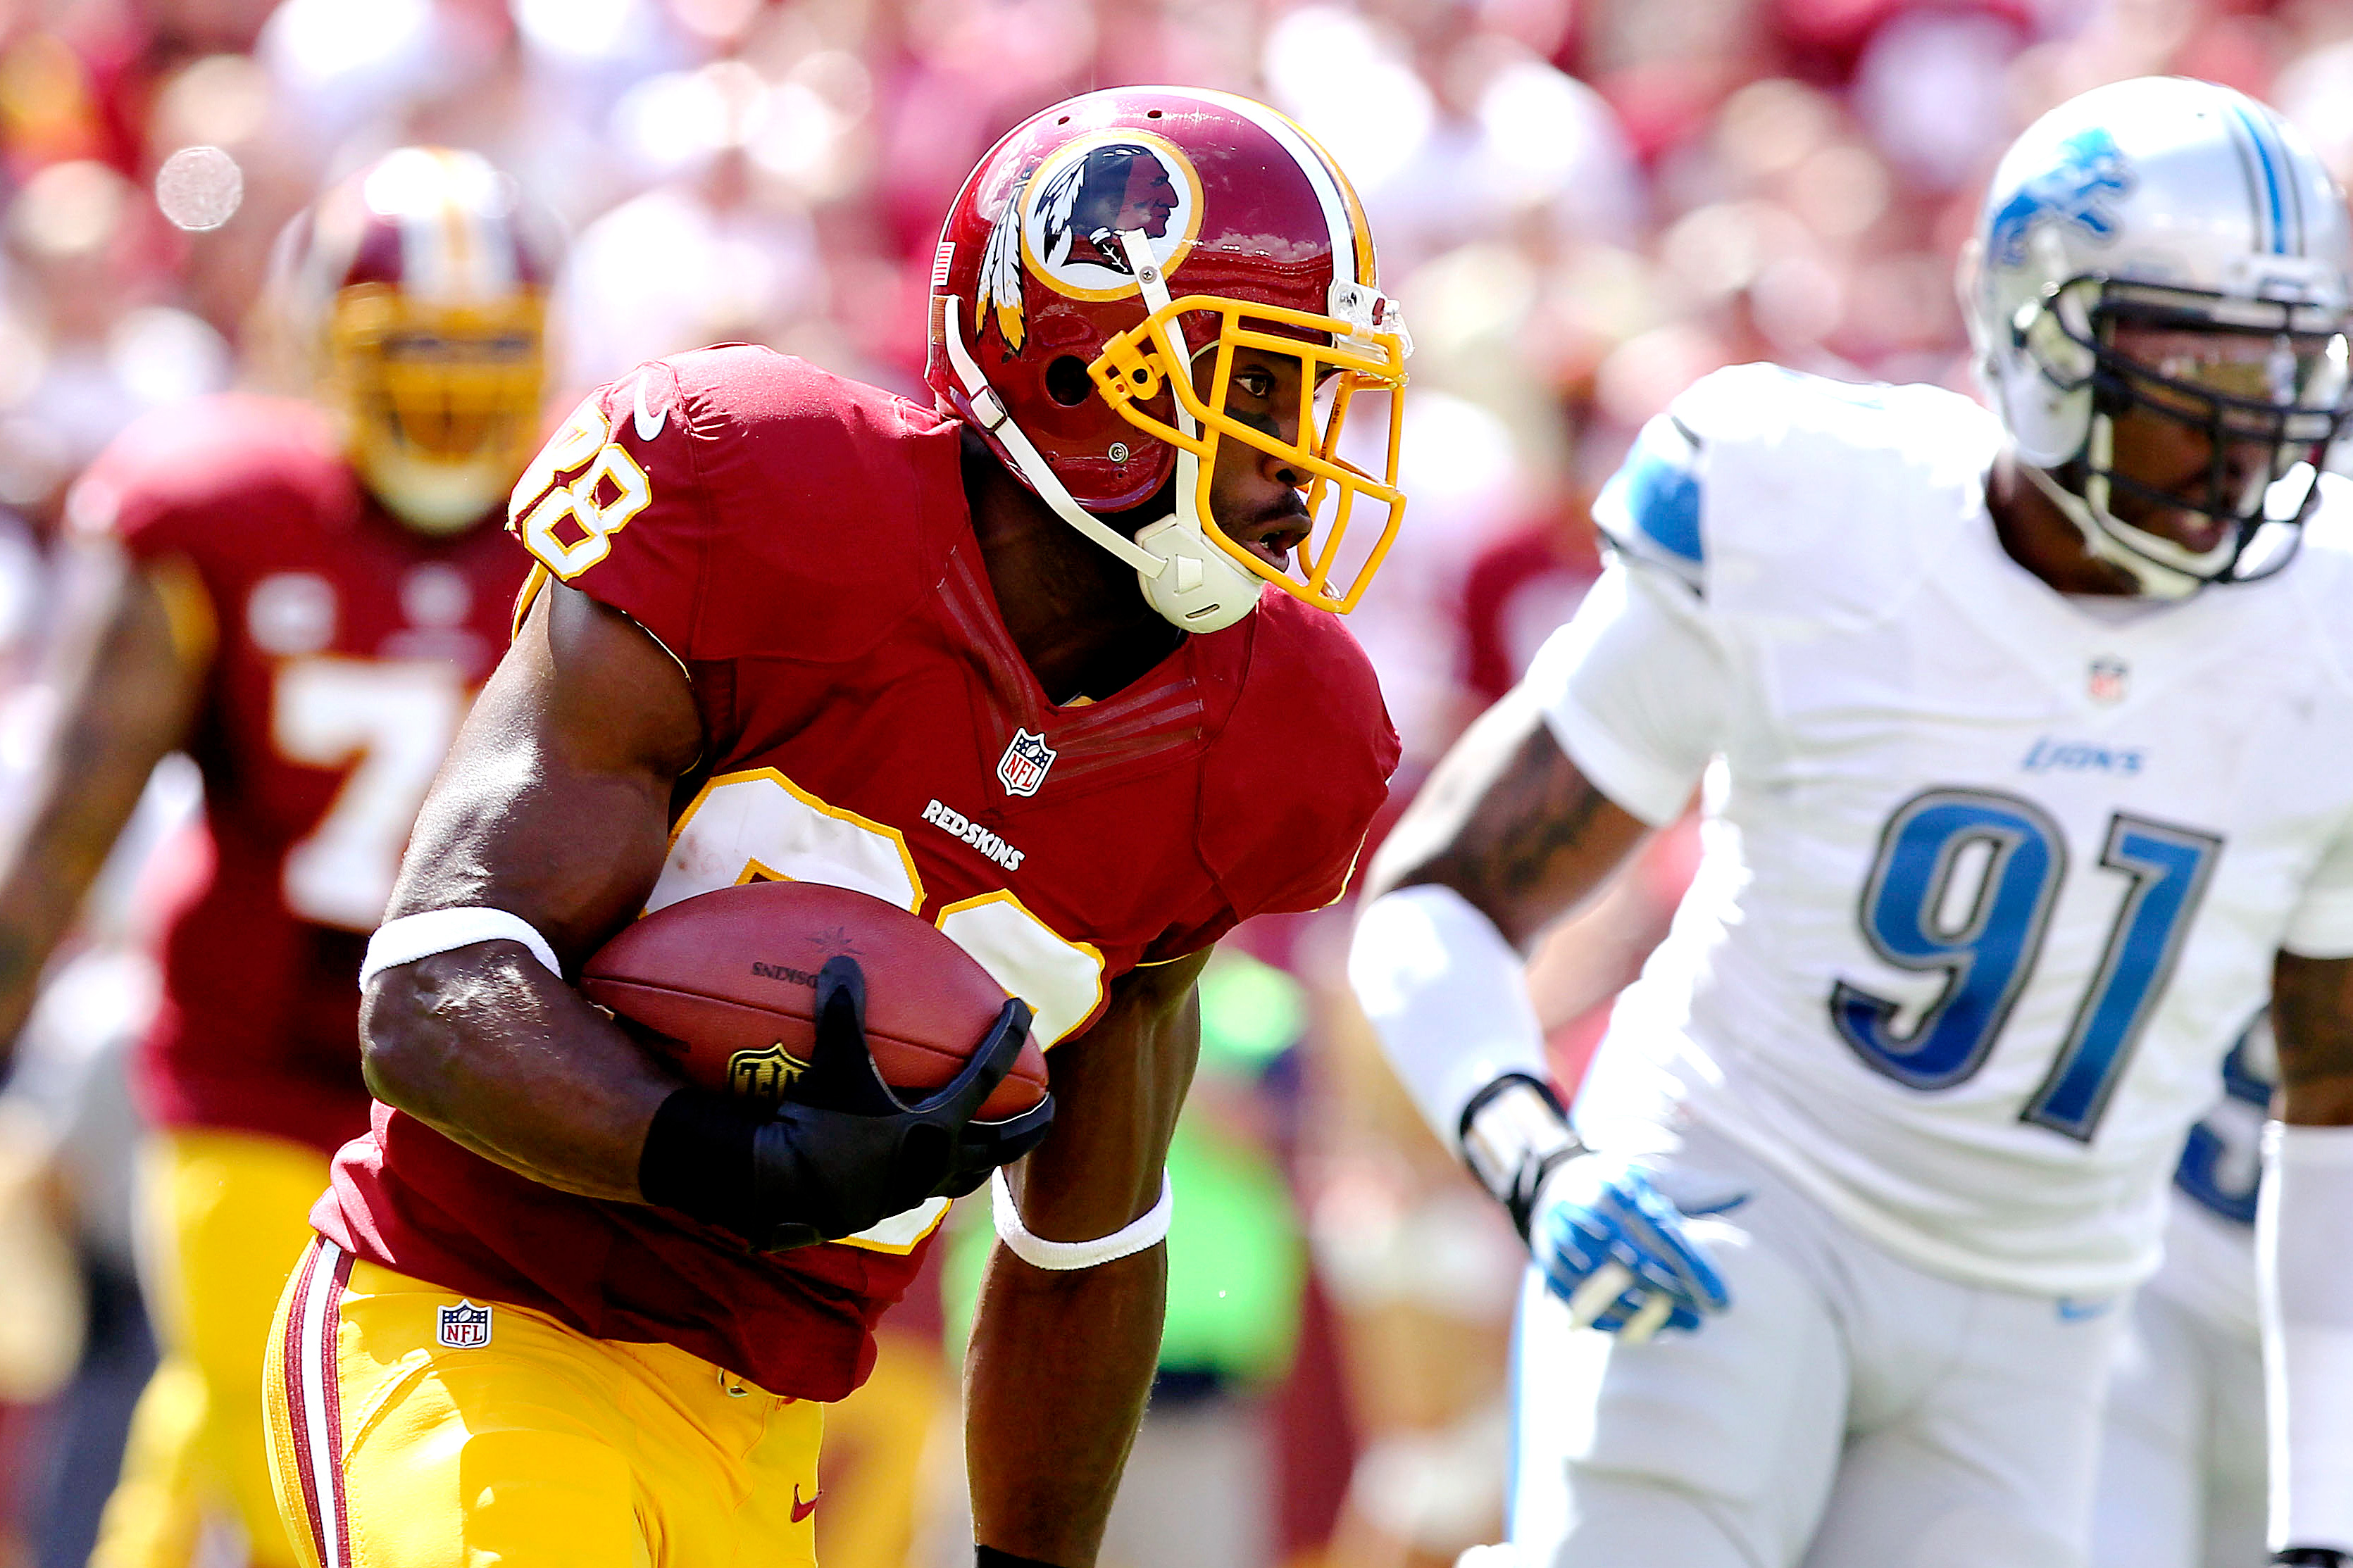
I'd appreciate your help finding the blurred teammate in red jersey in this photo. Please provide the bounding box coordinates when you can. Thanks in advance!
[0,146,551,1568]
[261,88,1410,1568]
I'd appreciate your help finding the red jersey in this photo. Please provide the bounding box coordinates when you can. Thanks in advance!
[70,396,528,1154]
[316,347,1399,1400]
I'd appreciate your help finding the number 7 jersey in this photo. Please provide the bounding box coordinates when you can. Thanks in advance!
[316,346,1399,1401]
[68,395,527,1155]
[1531,365,2353,1297]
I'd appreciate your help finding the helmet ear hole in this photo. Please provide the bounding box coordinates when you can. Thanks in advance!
[1044,356,1094,407]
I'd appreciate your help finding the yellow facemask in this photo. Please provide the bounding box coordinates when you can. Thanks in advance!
[327,282,548,535]
[1090,292,1409,613]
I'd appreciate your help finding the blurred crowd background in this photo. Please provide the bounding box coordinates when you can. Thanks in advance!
[1,0,2351,1565]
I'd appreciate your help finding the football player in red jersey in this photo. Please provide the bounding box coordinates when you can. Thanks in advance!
[261,89,1410,1568]
[0,147,550,1568]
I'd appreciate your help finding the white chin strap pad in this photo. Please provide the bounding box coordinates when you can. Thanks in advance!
[1117,227,1264,635]
[1134,515,1259,632]
[941,289,1259,639]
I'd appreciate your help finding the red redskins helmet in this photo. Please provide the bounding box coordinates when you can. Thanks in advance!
[925,87,1411,634]
[283,147,558,534]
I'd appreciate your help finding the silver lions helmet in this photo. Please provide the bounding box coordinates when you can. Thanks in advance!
[1964,76,2353,597]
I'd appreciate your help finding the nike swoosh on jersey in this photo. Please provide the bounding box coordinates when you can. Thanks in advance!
[791,1486,820,1524]
[635,374,664,441]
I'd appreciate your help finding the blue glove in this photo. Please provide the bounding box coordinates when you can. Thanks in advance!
[1533,1155,1730,1341]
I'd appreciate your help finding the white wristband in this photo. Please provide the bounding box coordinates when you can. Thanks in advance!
[992,1167,1173,1271]
[2260,1120,2353,1555]
[360,906,564,991]
[1348,884,1549,1155]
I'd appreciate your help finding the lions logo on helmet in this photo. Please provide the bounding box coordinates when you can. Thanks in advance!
[1964,77,2353,598]
[1987,127,2135,268]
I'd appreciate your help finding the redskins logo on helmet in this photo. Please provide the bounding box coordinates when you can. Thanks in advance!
[282,147,558,535]
[928,87,1411,634]
[978,132,1204,351]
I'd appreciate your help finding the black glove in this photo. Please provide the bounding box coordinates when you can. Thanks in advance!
[937,1082,1056,1200]
[2276,1551,2350,1567]
[641,955,1050,1251]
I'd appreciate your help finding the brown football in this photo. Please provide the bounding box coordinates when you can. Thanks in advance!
[580,881,1047,1121]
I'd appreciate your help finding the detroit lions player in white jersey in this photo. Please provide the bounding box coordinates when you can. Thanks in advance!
[1349,76,2353,1568]
[2092,1013,2271,1568]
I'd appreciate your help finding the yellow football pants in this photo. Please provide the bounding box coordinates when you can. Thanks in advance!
[814,1324,953,1568]
[262,1238,823,1568]
[90,1128,328,1568]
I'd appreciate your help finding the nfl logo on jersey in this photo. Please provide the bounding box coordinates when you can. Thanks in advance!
[997,728,1057,797]
[2088,657,2129,704]
[436,1300,492,1349]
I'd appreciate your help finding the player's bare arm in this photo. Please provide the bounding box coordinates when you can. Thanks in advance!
[357,579,700,1199]
[2268,952,2353,1125]
[1366,685,1652,946]
[258,92,1409,1568]
[1353,682,1728,1342]
[0,539,203,1060]
[966,948,1207,1567]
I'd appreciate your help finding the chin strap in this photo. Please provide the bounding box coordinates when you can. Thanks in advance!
[2021,397,2264,601]
[2021,449,2206,600]
[1114,229,1261,634]
[940,293,1163,579]
[940,234,1259,635]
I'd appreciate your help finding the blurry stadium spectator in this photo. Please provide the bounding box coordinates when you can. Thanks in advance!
[0,144,549,1568]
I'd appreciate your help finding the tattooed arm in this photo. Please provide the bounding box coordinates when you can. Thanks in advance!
[1363,684,1653,948]
[1352,553,1718,1151]
[1349,653,1728,1341]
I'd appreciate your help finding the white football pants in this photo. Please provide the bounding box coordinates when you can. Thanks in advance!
[2089,1281,2265,1568]
[1506,1128,2124,1568]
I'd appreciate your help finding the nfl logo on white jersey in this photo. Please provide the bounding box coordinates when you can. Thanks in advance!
[436,1300,492,1349]
[997,728,1056,797]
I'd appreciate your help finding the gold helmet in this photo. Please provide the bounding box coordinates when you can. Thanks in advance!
[287,148,556,534]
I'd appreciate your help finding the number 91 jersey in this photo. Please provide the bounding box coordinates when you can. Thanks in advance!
[1532,365,2353,1298]
[317,346,1397,1402]
[68,396,526,1155]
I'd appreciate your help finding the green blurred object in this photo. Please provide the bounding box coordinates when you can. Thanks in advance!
[1197,950,1306,1072]
[942,951,1308,1386]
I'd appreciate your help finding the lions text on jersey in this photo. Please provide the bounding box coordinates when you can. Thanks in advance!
[1535,364,2353,1298]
